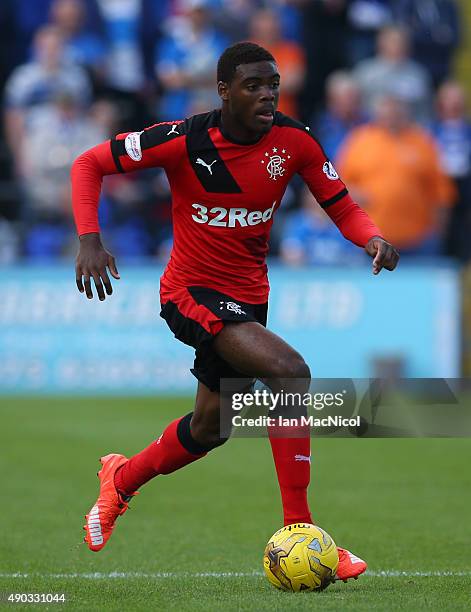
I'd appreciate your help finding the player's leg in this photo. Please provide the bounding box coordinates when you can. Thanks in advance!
[212,322,368,581]
[114,382,225,496]
[82,288,249,552]
[84,382,225,551]
[113,318,312,527]
[212,322,313,526]
[113,336,258,497]
[114,363,258,496]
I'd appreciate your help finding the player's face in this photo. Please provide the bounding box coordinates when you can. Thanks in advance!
[220,61,280,138]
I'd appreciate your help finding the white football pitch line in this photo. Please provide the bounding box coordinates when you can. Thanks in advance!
[1,570,471,579]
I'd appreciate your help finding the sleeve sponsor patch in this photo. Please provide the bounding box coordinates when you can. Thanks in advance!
[124,131,144,161]
[322,161,339,180]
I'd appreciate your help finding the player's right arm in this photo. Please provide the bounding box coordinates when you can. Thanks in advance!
[71,122,185,300]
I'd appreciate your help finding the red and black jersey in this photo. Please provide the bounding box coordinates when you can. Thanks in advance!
[72,109,382,303]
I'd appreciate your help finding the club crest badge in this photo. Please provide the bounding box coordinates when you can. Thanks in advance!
[261,147,291,181]
[219,301,246,315]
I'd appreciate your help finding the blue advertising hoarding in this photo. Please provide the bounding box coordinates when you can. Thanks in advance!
[0,263,460,394]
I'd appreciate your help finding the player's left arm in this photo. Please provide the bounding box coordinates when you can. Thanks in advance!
[297,131,399,274]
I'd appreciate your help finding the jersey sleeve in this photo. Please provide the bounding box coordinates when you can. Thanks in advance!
[71,121,185,235]
[109,121,186,173]
[297,129,384,247]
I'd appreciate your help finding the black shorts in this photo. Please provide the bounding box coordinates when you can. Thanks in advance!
[160,286,268,392]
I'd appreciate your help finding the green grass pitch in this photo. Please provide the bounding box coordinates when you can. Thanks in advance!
[1,397,470,610]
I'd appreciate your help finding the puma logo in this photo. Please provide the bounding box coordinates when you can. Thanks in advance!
[196,158,217,175]
[166,124,179,136]
[87,505,104,546]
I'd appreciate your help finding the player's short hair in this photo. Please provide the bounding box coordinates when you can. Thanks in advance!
[217,42,276,83]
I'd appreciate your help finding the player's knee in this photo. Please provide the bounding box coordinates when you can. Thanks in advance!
[269,354,311,380]
[291,357,311,380]
[204,434,229,450]
[190,413,228,450]
[192,425,229,450]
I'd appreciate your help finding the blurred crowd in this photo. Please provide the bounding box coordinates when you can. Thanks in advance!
[0,0,470,265]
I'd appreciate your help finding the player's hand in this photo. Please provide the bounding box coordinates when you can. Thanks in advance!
[75,233,120,300]
[365,236,399,275]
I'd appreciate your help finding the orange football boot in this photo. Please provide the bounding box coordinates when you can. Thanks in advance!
[83,453,137,552]
[335,547,367,582]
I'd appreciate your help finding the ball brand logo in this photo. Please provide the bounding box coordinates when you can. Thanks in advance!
[261,147,291,181]
[322,161,339,181]
[219,301,246,315]
[191,200,276,227]
[124,131,144,162]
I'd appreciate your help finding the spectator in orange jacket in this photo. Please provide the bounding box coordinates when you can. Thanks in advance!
[337,95,455,255]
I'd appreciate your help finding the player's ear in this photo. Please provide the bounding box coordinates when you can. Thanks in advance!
[218,81,229,102]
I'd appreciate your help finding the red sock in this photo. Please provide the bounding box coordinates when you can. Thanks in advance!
[114,414,206,496]
[268,425,313,526]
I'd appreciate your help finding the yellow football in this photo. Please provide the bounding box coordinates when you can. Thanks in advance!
[263,523,339,592]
